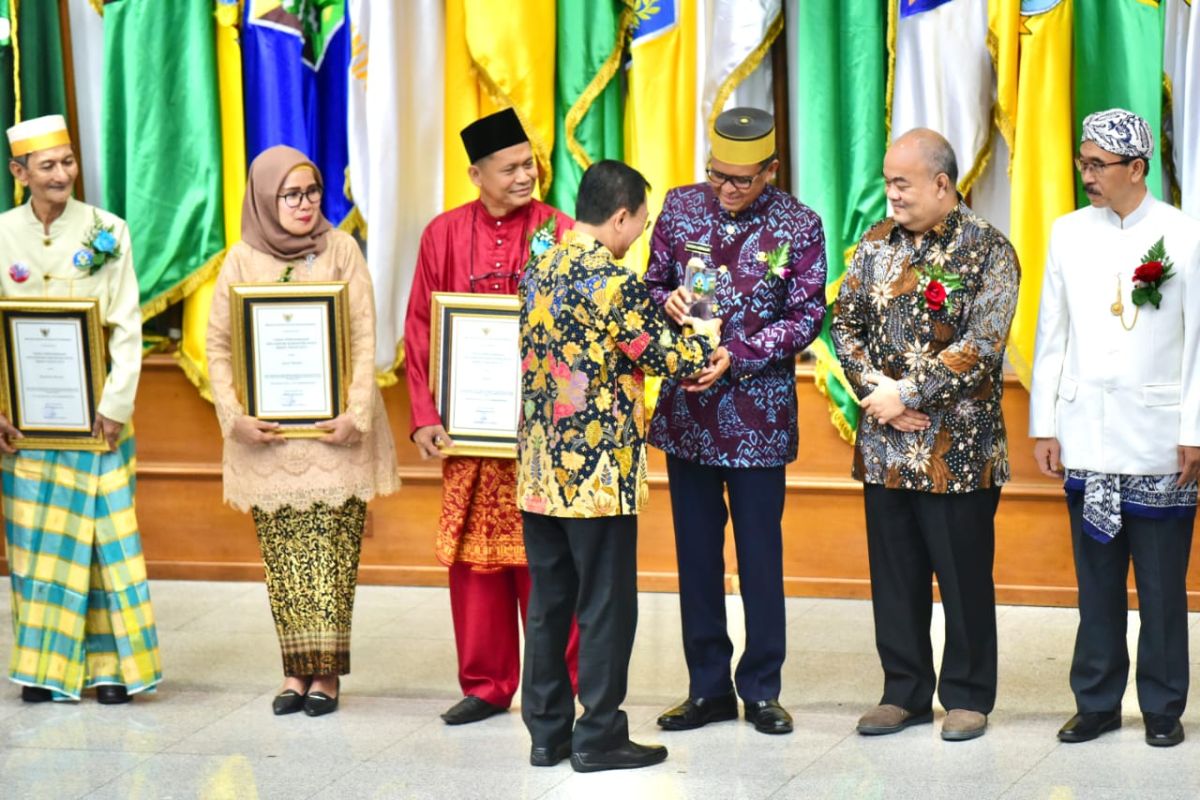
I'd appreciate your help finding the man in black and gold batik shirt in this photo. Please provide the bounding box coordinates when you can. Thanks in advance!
[517,160,717,773]
[831,129,1019,743]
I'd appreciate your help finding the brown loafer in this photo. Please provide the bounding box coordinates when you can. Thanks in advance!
[856,703,933,735]
[941,709,987,741]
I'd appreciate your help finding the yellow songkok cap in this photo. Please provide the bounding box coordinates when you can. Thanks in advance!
[7,114,71,158]
[711,107,776,166]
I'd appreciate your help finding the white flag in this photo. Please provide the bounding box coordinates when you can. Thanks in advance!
[890,0,993,194]
[347,0,444,375]
[66,0,104,203]
[699,0,782,155]
[1166,0,1199,216]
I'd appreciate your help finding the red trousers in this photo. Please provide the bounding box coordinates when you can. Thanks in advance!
[449,562,579,707]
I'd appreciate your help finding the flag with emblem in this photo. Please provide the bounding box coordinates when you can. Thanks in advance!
[1074,0,1166,204]
[178,0,248,398]
[346,0,444,376]
[546,0,632,216]
[1165,0,1198,214]
[699,0,783,151]
[242,0,353,225]
[443,0,556,211]
[791,0,889,443]
[995,0,1075,387]
[891,0,994,194]
[101,0,225,318]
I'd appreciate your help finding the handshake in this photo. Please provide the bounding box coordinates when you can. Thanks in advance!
[664,276,728,391]
[682,315,722,346]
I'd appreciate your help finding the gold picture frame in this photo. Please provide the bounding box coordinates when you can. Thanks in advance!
[0,297,108,451]
[429,292,522,459]
[229,282,350,438]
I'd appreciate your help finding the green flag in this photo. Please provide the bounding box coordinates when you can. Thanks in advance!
[546,0,632,216]
[1074,0,1166,203]
[16,1,67,123]
[0,2,69,211]
[0,7,14,211]
[102,0,224,319]
[791,0,889,444]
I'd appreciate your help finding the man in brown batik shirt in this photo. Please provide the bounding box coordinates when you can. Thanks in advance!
[831,128,1019,743]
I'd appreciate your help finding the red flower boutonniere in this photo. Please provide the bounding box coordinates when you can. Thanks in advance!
[924,280,948,310]
[912,264,963,312]
[1131,238,1174,310]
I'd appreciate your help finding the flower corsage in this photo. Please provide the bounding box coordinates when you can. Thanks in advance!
[75,211,121,276]
[759,241,791,281]
[1130,237,1174,310]
[525,216,558,270]
[912,264,963,312]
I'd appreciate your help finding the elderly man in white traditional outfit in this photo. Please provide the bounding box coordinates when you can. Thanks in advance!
[1030,108,1200,748]
[0,115,160,704]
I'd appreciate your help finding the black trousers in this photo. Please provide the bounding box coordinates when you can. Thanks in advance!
[863,484,1000,714]
[666,455,787,702]
[520,512,638,752]
[1067,493,1193,717]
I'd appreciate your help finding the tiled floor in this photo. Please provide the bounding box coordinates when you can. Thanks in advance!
[3,581,1200,799]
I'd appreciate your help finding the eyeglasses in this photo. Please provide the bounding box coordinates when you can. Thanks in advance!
[469,268,521,290]
[706,165,767,190]
[277,186,324,208]
[1073,156,1135,176]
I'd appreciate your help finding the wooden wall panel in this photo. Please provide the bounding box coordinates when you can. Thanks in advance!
[2,355,1197,609]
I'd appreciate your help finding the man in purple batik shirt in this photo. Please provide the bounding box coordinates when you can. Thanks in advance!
[645,107,827,737]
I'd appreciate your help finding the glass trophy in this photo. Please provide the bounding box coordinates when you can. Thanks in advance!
[684,257,718,320]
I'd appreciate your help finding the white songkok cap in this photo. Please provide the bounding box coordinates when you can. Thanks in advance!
[1080,108,1153,160]
[6,114,71,158]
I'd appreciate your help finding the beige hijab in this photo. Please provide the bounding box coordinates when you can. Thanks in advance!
[241,145,333,260]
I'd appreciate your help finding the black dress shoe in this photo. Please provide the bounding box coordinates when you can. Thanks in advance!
[1144,713,1184,747]
[441,695,506,725]
[96,685,130,705]
[745,699,793,734]
[20,686,52,703]
[272,690,305,716]
[1058,710,1121,743]
[304,679,340,717]
[529,740,571,767]
[570,741,668,773]
[657,692,739,730]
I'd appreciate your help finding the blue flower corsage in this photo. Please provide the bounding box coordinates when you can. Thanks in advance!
[75,211,122,276]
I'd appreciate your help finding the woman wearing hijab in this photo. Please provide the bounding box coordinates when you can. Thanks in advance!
[207,146,400,717]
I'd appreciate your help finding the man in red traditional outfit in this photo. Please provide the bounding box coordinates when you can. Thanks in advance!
[404,108,577,725]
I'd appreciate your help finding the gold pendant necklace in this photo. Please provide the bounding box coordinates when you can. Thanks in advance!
[1110,274,1139,331]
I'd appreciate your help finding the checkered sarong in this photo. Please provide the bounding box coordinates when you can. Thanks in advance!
[3,432,161,700]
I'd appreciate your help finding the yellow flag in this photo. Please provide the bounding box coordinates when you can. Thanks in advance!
[177,0,246,399]
[988,0,1020,160]
[622,0,698,415]
[997,0,1075,387]
[622,0,698,277]
[443,0,556,211]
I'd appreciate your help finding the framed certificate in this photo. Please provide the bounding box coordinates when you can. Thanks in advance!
[429,292,521,459]
[0,297,108,450]
[229,282,349,438]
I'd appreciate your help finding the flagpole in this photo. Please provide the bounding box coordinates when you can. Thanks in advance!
[771,32,790,195]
